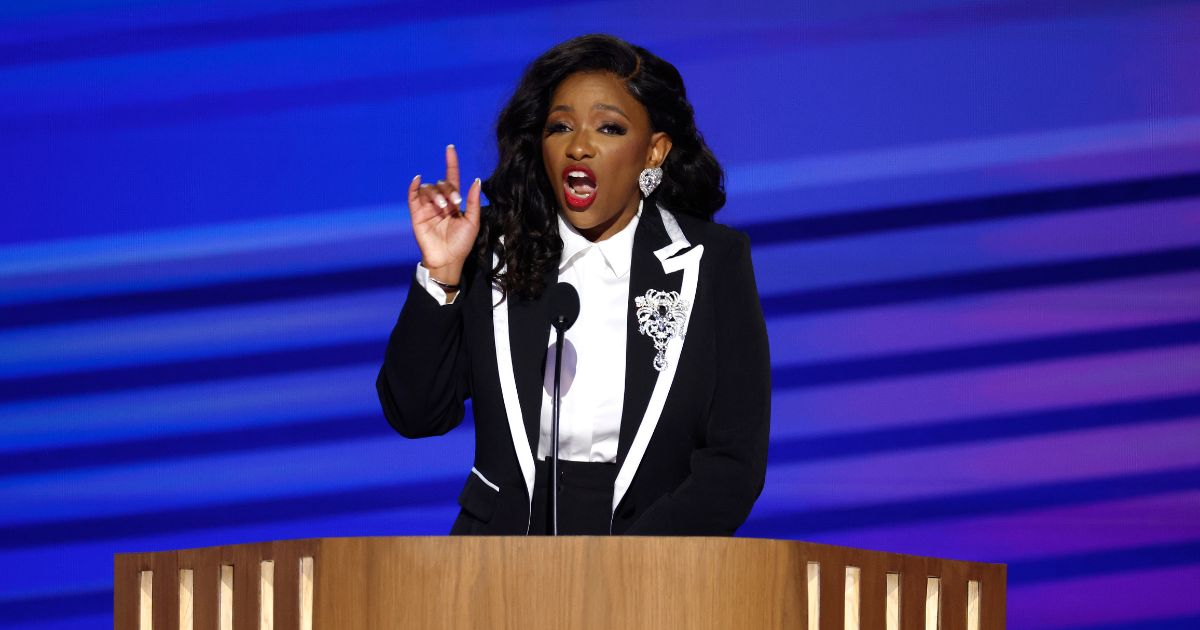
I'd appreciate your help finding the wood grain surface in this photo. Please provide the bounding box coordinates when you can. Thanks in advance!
[115,536,1006,629]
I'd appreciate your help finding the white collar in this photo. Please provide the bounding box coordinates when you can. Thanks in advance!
[557,198,642,279]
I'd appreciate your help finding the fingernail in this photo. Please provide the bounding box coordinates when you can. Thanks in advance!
[447,144,455,150]
[451,191,462,205]
[435,194,448,208]
[413,174,420,183]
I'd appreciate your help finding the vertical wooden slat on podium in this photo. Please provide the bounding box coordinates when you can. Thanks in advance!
[900,555,927,630]
[271,541,298,630]
[795,553,811,630]
[179,545,221,630]
[298,545,317,630]
[150,551,180,630]
[804,559,818,630]
[179,567,194,630]
[777,543,804,630]
[271,538,319,630]
[858,552,888,629]
[818,555,844,630]
[939,560,968,630]
[260,558,275,630]
[232,543,263,630]
[981,565,1006,630]
[114,552,146,630]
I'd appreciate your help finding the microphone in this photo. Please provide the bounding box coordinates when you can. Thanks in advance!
[546,282,579,535]
[548,282,580,332]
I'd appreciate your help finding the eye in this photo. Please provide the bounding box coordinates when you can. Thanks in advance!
[600,122,627,135]
[545,121,571,134]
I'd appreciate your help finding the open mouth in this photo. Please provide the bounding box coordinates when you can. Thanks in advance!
[562,165,597,209]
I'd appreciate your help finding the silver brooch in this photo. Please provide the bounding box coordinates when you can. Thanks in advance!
[634,289,689,371]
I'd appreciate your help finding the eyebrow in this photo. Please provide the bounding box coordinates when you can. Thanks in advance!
[549,103,630,119]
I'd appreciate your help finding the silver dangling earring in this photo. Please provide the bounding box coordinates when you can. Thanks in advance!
[639,166,663,197]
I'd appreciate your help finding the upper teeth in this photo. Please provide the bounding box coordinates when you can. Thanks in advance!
[568,170,588,179]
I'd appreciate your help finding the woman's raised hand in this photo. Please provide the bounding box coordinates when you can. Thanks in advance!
[408,144,482,286]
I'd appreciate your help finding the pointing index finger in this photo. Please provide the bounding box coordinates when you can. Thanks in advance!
[445,144,461,190]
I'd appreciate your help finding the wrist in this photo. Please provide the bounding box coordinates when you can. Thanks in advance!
[424,262,463,288]
[429,276,460,293]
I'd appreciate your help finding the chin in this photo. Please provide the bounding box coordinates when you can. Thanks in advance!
[564,207,616,230]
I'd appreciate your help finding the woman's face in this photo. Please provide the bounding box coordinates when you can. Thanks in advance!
[542,71,671,242]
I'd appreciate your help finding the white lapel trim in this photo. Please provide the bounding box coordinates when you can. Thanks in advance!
[611,207,704,521]
[490,254,536,532]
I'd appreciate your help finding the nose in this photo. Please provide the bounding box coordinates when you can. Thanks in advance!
[566,129,595,160]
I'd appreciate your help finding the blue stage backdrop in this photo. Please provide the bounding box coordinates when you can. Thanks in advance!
[2,1,1199,628]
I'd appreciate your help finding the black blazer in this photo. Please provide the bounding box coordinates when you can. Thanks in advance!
[376,204,770,535]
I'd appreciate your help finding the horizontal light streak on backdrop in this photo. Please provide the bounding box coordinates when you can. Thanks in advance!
[0,495,458,579]
[1006,565,1200,630]
[4,192,1194,321]
[0,204,411,280]
[3,5,1189,146]
[0,0,620,92]
[0,289,402,377]
[0,503,460,603]
[807,490,1200,565]
[4,125,1194,301]
[4,439,1196,554]
[772,321,1200,392]
[5,262,1197,393]
[767,395,1200,476]
[6,1,1174,115]
[4,410,1195,538]
[4,190,1195,328]
[7,386,1197,513]
[0,435,474,525]
[0,594,109,629]
[4,239,1194,333]
[762,418,1200,511]
[770,344,1200,438]
[751,201,1200,294]
[3,0,1184,70]
[4,342,1197,471]
[0,365,381,449]
[766,272,1200,364]
[745,469,1200,553]
[728,146,1200,226]
[3,264,1195,382]
[7,317,1195,415]
[4,310,1192,420]
[0,0,484,46]
[726,117,1200,200]
[7,393,1197,525]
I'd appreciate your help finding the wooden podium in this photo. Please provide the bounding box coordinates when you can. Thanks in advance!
[115,536,1005,629]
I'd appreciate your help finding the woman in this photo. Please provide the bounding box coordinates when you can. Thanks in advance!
[377,34,770,535]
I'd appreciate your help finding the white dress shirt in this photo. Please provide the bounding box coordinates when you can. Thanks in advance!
[417,201,641,464]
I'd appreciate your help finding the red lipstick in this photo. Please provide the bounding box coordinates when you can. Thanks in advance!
[562,164,597,209]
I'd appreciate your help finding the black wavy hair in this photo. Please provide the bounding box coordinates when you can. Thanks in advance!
[479,33,725,301]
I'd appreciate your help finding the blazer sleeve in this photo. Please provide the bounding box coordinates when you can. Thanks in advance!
[375,266,473,438]
[626,232,772,535]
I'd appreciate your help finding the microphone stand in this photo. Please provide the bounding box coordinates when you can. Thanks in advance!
[551,315,566,536]
[546,281,577,536]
